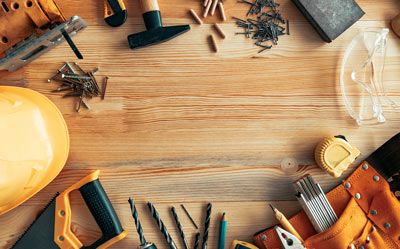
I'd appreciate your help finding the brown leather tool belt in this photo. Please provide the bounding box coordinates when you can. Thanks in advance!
[254,133,400,249]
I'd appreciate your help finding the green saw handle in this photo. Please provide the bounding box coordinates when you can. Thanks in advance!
[79,179,125,248]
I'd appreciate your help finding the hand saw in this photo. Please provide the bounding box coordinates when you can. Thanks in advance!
[11,170,127,249]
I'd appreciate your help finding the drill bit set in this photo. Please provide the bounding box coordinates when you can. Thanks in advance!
[128,198,214,249]
[48,62,109,112]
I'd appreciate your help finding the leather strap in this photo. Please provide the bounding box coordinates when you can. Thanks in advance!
[367,133,400,180]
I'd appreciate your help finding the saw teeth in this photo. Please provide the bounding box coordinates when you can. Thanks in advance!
[10,193,59,249]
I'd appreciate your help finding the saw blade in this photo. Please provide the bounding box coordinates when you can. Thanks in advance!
[11,194,60,249]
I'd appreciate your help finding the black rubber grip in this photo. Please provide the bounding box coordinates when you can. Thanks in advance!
[142,10,162,30]
[108,0,123,13]
[79,179,124,249]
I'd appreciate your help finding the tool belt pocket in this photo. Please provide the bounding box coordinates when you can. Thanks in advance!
[254,162,400,249]
[303,197,387,249]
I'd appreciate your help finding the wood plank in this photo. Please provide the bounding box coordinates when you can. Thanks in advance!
[1,0,400,248]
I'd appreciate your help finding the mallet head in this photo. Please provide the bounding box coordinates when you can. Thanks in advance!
[128,25,190,49]
[128,0,190,50]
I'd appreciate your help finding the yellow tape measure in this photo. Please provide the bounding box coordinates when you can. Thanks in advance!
[314,135,360,178]
[230,240,259,249]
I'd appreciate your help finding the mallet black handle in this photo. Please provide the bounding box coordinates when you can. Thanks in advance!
[140,0,160,14]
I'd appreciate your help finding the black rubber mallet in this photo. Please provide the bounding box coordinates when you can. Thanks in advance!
[128,0,190,49]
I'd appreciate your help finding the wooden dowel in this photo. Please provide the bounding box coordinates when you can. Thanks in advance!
[218,2,226,21]
[210,0,219,16]
[190,9,203,24]
[209,35,218,52]
[213,23,226,39]
[203,0,212,18]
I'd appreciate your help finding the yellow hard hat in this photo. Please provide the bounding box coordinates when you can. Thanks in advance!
[0,86,69,215]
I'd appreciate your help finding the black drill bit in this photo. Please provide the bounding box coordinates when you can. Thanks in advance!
[181,204,199,229]
[60,28,83,59]
[128,198,147,246]
[171,207,190,249]
[194,232,200,249]
[148,202,178,249]
[202,203,212,249]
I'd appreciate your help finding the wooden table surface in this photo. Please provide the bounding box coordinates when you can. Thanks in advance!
[2,0,400,248]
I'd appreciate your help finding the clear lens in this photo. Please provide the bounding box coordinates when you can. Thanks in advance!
[340,28,397,125]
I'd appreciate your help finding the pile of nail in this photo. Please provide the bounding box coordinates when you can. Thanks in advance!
[48,62,108,112]
[234,0,289,53]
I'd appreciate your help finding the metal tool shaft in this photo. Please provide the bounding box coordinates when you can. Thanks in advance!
[128,198,147,246]
[194,232,200,249]
[171,207,190,249]
[181,204,199,229]
[202,203,212,249]
[148,202,178,249]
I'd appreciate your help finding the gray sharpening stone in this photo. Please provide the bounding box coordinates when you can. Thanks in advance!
[291,0,365,42]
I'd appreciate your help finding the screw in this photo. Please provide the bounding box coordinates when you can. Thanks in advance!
[62,74,91,80]
[65,62,76,74]
[102,77,109,100]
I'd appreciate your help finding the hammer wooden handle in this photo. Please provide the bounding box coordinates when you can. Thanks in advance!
[140,0,160,14]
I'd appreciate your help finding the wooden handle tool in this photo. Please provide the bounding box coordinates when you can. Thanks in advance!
[140,0,160,14]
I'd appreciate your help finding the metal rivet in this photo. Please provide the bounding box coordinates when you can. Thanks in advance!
[359,245,365,249]
[60,210,65,216]
[384,223,391,229]
[373,176,380,182]
[362,164,369,170]
[355,193,361,199]
[371,210,377,216]
[345,182,351,189]
[261,235,267,241]
[59,236,64,241]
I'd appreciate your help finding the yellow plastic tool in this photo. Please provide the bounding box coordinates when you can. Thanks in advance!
[230,240,259,249]
[54,170,127,248]
[0,86,69,215]
[104,0,127,27]
[314,135,360,178]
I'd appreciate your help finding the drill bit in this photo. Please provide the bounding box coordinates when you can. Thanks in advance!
[194,232,200,249]
[181,204,199,229]
[202,203,212,249]
[128,198,147,246]
[147,202,178,249]
[60,28,83,59]
[171,207,190,249]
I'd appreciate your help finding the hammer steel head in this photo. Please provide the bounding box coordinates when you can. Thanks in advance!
[128,25,190,49]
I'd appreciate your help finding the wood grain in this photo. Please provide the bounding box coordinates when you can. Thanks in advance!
[1,0,400,248]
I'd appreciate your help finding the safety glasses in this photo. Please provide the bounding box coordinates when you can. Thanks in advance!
[340,28,398,125]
